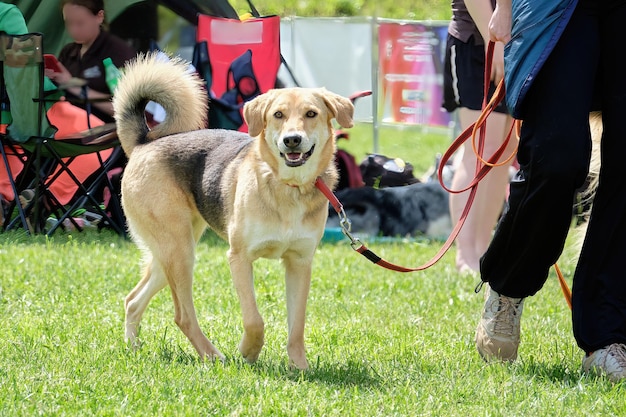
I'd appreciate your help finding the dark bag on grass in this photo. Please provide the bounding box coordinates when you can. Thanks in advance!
[360,154,420,188]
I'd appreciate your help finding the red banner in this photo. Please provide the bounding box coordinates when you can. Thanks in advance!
[378,22,450,127]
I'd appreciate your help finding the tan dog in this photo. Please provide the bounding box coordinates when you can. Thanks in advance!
[113,53,354,369]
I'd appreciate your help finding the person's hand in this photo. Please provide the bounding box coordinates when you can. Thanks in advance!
[489,2,512,44]
[491,41,505,85]
[45,61,73,86]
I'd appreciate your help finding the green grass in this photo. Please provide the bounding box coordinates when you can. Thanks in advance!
[1,126,621,415]
[227,0,451,20]
[2,0,622,410]
[0,223,623,415]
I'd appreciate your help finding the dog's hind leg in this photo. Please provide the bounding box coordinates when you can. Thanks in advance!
[165,249,224,363]
[124,259,168,348]
[229,251,265,364]
[283,254,312,370]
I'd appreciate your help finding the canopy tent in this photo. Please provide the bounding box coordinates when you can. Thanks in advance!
[10,0,242,54]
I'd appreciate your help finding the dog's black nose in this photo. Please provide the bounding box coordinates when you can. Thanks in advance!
[283,134,302,149]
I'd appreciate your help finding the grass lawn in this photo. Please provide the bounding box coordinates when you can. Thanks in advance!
[0,112,621,416]
[0,216,623,415]
[2,2,623,413]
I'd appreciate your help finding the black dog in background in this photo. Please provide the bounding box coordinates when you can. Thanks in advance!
[326,181,452,239]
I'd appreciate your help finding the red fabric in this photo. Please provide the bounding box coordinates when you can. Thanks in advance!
[335,149,365,189]
[0,102,112,204]
[196,15,281,100]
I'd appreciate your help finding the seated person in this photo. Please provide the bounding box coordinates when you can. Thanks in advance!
[46,0,137,123]
[0,1,136,224]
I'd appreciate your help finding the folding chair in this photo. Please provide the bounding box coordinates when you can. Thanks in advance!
[193,14,281,132]
[0,32,125,236]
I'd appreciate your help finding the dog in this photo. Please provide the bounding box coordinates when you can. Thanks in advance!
[113,53,354,370]
[325,182,452,239]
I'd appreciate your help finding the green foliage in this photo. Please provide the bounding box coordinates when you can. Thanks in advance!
[228,0,451,20]
[0,227,623,415]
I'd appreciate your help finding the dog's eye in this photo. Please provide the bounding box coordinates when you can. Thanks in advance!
[306,110,317,118]
[274,111,283,119]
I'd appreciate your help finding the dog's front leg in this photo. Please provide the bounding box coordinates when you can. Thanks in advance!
[229,251,265,364]
[283,254,312,370]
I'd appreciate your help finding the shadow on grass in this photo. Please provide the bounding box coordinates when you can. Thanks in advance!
[0,225,227,246]
[228,355,383,387]
[0,228,129,244]
[149,341,382,387]
[291,359,382,387]
[515,356,583,384]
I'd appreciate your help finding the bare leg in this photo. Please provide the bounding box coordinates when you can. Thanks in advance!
[450,108,516,272]
[229,250,264,363]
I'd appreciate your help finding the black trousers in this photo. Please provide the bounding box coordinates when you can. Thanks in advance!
[480,2,626,353]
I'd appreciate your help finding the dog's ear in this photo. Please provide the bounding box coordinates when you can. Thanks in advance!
[244,91,272,137]
[319,88,354,129]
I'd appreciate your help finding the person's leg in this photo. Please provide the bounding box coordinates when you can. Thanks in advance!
[443,33,516,273]
[451,108,515,272]
[573,2,626,362]
[480,7,599,298]
[476,5,599,362]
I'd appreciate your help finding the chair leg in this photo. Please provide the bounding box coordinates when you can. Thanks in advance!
[42,145,126,236]
[0,143,31,233]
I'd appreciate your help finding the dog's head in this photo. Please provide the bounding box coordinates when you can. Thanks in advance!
[244,87,354,186]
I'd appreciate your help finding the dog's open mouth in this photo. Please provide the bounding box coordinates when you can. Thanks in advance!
[281,145,315,167]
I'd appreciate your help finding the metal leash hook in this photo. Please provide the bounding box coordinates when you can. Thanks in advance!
[337,207,363,251]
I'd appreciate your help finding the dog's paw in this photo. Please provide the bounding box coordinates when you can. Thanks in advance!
[125,335,142,351]
[287,347,309,370]
[203,350,226,364]
[125,325,141,350]
[239,333,264,363]
[288,356,309,371]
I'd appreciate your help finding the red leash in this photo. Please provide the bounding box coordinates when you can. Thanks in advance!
[319,41,516,272]
[319,41,574,311]
[317,176,469,271]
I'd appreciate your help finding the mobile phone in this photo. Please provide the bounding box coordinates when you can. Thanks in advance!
[44,54,62,73]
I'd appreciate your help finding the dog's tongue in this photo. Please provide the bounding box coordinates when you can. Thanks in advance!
[286,152,303,161]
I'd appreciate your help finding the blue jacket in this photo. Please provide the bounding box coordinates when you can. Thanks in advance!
[505,0,578,118]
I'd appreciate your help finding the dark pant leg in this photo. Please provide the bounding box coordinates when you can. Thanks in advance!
[480,6,599,298]
[573,3,626,353]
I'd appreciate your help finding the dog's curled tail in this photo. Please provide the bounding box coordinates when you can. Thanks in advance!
[113,52,208,156]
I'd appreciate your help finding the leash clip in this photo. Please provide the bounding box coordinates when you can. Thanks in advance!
[337,208,363,250]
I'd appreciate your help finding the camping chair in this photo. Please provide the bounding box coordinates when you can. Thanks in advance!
[193,14,281,131]
[0,32,124,236]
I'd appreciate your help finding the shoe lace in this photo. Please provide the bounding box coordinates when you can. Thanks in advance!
[606,343,626,367]
[491,296,522,336]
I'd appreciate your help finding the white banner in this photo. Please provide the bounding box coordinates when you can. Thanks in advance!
[280,17,374,122]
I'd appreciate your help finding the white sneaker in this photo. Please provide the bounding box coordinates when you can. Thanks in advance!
[476,288,524,362]
[583,343,626,383]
